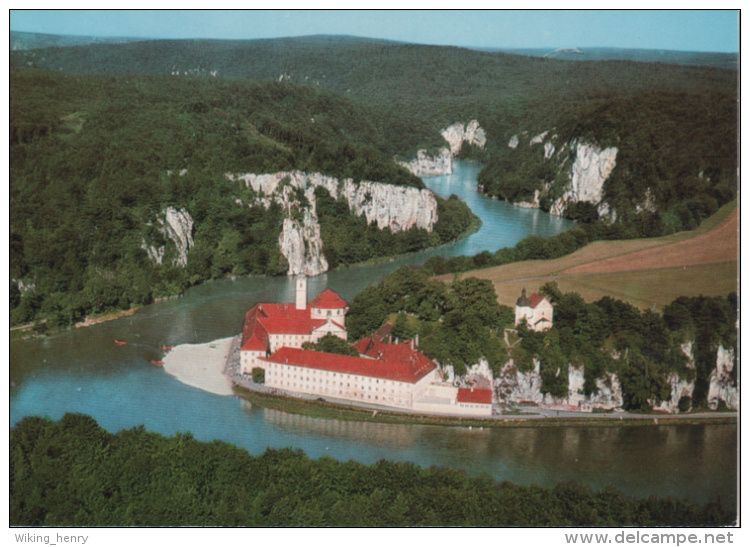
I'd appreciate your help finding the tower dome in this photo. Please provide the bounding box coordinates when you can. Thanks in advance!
[310,289,349,326]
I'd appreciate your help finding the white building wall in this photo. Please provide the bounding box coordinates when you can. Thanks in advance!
[264,362,491,415]
[311,306,348,327]
[265,361,426,410]
[241,350,266,374]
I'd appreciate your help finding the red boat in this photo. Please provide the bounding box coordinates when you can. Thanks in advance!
[114,340,128,346]
[159,345,173,350]
[150,360,164,367]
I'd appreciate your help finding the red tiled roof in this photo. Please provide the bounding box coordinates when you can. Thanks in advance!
[528,293,546,309]
[310,288,348,309]
[241,303,329,351]
[262,346,436,383]
[457,387,493,405]
[371,322,393,342]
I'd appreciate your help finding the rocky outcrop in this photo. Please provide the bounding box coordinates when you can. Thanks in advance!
[497,360,545,405]
[549,141,618,217]
[141,206,194,268]
[651,341,697,413]
[707,345,738,410]
[440,338,732,414]
[398,148,452,177]
[504,130,619,218]
[441,120,487,156]
[229,171,438,276]
[279,213,328,277]
[514,189,542,209]
[566,366,623,411]
[652,374,695,414]
[401,120,487,177]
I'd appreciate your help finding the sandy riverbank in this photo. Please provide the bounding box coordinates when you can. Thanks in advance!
[162,337,235,396]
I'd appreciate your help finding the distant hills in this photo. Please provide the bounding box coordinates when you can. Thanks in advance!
[10,30,145,51]
[488,47,738,70]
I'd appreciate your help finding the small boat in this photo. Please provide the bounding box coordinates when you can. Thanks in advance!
[114,340,128,346]
[150,360,164,367]
[159,345,173,350]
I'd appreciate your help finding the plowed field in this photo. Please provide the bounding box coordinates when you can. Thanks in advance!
[451,203,738,310]
[562,209,737,276]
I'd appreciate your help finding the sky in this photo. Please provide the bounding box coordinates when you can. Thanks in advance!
[8,9,740,53]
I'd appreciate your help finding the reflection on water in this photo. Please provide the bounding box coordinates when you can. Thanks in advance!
[260,407,419,449]
[252,403,737,507]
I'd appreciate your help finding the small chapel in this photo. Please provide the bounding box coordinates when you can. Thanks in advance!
[514,288,553,332]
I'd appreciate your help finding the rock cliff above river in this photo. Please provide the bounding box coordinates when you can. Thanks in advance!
[141,206,194,268]
[401,120,487,177]
[229,171,438,276]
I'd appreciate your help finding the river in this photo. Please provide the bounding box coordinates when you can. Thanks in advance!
[9,162,737,508]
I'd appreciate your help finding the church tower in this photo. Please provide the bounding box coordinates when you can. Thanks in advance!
[295,275,307,310]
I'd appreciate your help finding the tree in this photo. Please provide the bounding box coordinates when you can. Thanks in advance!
[252,368,265,384]
[302,334,359,356]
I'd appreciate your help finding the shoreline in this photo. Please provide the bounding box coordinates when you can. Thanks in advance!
[233,383,737,429]
[161,336,737,428]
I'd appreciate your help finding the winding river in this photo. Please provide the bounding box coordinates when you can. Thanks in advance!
[9,162,737,508]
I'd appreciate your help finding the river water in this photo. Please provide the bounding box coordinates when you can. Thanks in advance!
[9,162,737,508]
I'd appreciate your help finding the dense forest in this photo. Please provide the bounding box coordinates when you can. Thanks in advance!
[9,67,473,329]
[347,265,736,411]
[10,413,733,526]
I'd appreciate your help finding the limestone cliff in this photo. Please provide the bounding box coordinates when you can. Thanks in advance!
[441,120,487,156]
[441,338,732,414]
[549,141,618,218]
[400,120,487,177]
[229,171,438,276]
[652,341,696,414]
[504,130,619,219]
[141,206,194,268]
[707,345,738,410]
[442,359,624,410]
[398,149,452,177]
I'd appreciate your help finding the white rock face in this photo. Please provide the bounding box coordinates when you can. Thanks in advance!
[514,189,542,209]
[279,214,328,277]
[141,206,194,268]
[508,135,519,149]
[550,142,618,217]
[544,141,556,160]
[441,120,487,156]
[229,171,438,275]
[708,346,738,410]
[530,131,549,146]
[496,360,545,405]
[399,148,453,176]
[652,374,695,414]
[565,366,623,411]
[651,341,697,414]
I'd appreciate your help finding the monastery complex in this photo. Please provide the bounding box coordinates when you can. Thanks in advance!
[240,277,493,417]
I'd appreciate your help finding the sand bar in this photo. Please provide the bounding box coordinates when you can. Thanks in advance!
[162,337,235,396]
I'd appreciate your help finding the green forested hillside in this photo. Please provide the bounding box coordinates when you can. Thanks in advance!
[478,90,737,233]
[9,67,472,328]
[10,413,733,526]
[12,35,737,212]
[9,35,738,329]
